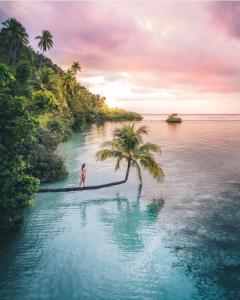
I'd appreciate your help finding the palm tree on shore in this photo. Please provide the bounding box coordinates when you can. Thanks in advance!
[1,18,29,66]
[96,124,164,186]
[35,30,53,67]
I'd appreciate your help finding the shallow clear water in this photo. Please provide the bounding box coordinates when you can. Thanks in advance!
[1,119,240,300]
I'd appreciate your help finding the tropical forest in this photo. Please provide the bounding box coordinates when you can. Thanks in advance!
[0,18,142,232]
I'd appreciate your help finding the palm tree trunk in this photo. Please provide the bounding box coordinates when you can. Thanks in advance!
[7,40,13,65]
[37,160,131,193]
[39,50,44,69]
[12,43,18,66]
[124,159,131,182]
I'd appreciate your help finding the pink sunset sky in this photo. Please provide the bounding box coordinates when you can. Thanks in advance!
[1,1,240,113]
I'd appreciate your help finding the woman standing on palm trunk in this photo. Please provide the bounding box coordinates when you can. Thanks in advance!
[80,163,86,187]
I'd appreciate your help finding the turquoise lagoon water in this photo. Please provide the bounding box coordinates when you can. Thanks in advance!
[0,117,240,299]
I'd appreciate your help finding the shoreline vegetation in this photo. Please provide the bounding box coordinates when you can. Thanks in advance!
[166,113,182,123]
[0,18,142,232]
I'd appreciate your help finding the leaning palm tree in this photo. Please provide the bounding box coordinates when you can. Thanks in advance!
[96,123,164,186]
[71,61,81,75]
[35,30,53,67]
[37,124,164,193]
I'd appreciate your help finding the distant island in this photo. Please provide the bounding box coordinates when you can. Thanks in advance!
[166,113,182,123]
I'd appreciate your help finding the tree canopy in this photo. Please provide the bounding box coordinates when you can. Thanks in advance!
[0,18,142,232]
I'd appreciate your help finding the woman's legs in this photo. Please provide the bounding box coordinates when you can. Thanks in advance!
[80,177,83,187]
[80,176,86,187]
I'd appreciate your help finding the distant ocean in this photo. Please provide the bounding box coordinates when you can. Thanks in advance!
[142,114,240,120]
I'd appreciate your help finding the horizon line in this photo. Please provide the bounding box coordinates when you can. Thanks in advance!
[139,113,240,115]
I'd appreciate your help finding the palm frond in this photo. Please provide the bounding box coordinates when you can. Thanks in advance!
[99,141,116,149]
[96,149,123,161]
[140,154,164,182]
[136,125,149,135]
[113,126,123,138]
[138,143,161,154]
[115,157,124,170]
[99,140,127,154]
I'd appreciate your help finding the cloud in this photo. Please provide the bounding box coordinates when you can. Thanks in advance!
[211,2,240,39]
[1,1,240,112]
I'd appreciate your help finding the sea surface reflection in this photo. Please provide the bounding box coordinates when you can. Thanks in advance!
[0,118,240,299]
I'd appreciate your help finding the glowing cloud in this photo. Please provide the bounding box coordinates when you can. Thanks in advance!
[1,1,240,113]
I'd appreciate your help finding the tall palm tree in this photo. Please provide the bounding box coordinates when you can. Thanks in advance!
[71,61,81,75]
[1,18,29,66]
[35,30,53,67]
[96,124,164,186]
[62,70,76,98]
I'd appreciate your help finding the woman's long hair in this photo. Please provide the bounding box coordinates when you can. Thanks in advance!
[82,163,86,171]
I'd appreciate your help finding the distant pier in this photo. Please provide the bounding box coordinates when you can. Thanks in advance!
[137,119,240,124]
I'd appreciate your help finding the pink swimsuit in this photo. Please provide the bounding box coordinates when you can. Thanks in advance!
[82,168,86,178]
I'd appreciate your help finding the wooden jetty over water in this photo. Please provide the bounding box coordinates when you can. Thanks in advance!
[137,119,240,124]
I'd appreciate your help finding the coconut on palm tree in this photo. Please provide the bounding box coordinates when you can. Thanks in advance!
[1,18,29,66]
[35,30,53,67]
[96,123,164,186]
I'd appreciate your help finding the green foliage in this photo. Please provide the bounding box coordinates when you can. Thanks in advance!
[166,113,182,123]
[0,18,29,66]
[96,124,164,185]
[15,61,31,83]
[0,93,39,231]
[47,116,72,142]
[0,63,15,90]
[0,17,142,232]
[22,128,68,182]
[32,90,58,113]
[98,108,142,121]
